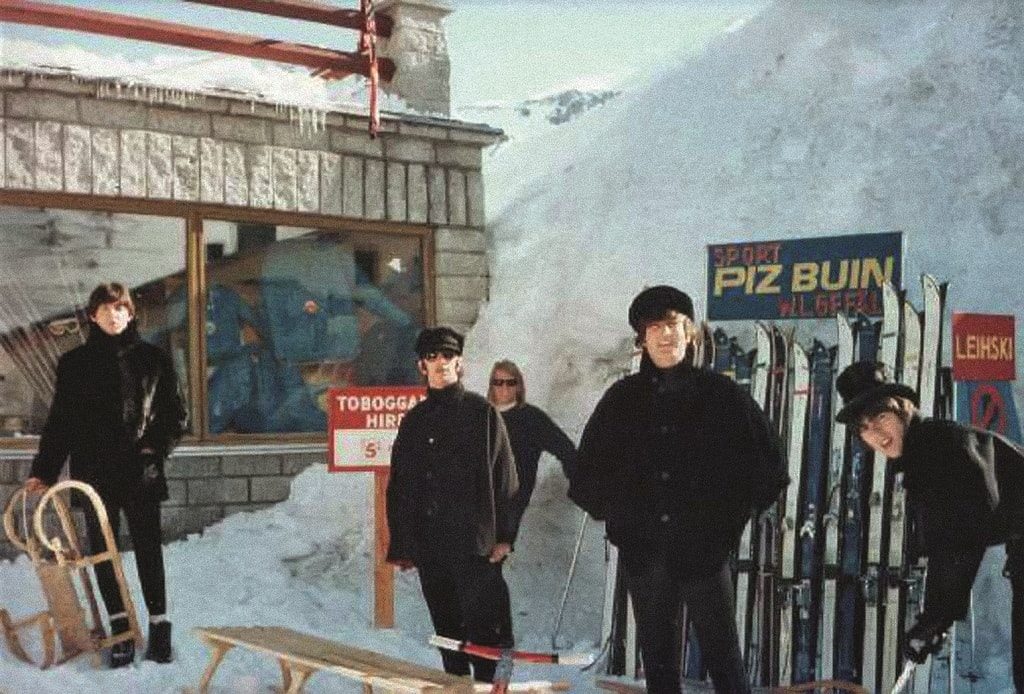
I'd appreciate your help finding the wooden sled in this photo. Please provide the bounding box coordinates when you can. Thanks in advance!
[0,481,144,668]
[195,626,477,693]
[596,678,868,694]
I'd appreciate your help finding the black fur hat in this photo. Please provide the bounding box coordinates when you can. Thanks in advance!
[628,285,695,333]
[835,361,918,424]
[414,326,464,357]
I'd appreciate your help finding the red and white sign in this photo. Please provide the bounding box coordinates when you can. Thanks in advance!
[952,313,1016,382]
[328,386,426,471]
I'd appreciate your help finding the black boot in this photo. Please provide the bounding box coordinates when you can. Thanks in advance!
[144,621,173,663]
[108,616,135,669]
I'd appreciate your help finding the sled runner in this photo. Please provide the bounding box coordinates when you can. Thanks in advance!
[0,480,143,668]
[195,626,475,693]
[596,676,869,693]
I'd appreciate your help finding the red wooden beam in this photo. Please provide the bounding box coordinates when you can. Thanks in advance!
[0,0,394,82]
[184,0,392,38]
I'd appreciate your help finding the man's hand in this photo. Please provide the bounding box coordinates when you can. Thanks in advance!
[489,542,512,564]
[23,477,48,494]
[388,559,416,572]
[903,616,947,664]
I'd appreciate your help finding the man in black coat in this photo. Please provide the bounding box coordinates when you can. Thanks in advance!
[386,327,519,683]
[487,359,577,541]
[25,282,188,667]
[569,286,788,694]
[835,361,1024,691]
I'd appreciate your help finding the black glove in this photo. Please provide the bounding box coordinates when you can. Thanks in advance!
[137,451,168,501]
[903,615,947,664]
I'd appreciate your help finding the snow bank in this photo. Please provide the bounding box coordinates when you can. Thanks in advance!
[466,0,1022,689]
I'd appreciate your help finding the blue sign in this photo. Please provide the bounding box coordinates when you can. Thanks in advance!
[955,381,1022,442]
[706,232,903,320]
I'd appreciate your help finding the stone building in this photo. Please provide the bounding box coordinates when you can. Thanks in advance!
[0,0,500,557]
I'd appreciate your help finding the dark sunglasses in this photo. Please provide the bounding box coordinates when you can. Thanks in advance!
[422,349,459,361]
[491,378,518,387]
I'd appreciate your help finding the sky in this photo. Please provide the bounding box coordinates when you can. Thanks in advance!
[0,0,765,107]
[1,0,1022,691]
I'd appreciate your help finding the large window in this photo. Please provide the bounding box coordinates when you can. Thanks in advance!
[0,204,427,441]
[0,206,190,437]
[202,221,425,435]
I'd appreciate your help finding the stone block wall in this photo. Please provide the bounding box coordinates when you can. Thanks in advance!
[0,69,501,555]
[0,449,325,561]
[0,70,500,333]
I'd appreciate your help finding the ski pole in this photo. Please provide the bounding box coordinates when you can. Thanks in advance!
[552,509,588,649]
[891,659,916,694]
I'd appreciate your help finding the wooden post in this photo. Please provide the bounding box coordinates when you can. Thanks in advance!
[373,469,394,628]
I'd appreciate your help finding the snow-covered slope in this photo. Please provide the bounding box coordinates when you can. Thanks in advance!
[467,0,1024,414]
[465,1,1022,690]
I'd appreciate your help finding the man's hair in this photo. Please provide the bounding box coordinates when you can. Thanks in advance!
[488,360,526,406]
[633,310,701,350]
[86,282,135,317]
[857,395,916,428]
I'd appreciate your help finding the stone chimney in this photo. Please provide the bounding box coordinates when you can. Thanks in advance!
[376,0,452,117]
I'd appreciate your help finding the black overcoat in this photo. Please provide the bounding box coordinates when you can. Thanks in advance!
[500,402,578,544]
[897,415,1024,625]
[386,383,518,563]
[569,359,788,580]
[31,323,188,502]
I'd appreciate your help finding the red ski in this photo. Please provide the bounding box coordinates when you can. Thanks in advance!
[428,635,595,665]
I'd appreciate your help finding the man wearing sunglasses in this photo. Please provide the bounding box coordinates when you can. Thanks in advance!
[487,360,578,545]
[386,326,519,684]
[569,285,788,693]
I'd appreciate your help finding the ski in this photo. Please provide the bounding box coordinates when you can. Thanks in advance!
[835,313,879,685]
[861,283,901,692]
[742,321,773,682]
[881,295,921,689]
[777,339,810,685]
[429,635,595,665]
[821,314,854,681]
[911,274,949,694]
[792,340,833,683]
[756,324,789,685]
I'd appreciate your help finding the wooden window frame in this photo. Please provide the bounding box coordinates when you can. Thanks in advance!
[0,190,435,448]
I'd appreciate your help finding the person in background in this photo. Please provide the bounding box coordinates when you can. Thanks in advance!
[569,285,788,694]
[487,360,577,541]
[24,282,188,668]
[386,327,519,683]
[834,360,1024,691]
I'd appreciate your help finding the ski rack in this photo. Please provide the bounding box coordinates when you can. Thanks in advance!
[0,480,143,669]
[0,0,394,137]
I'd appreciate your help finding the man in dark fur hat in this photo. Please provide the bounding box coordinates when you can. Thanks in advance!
[835,361,1024,690]
[570,285,789,693]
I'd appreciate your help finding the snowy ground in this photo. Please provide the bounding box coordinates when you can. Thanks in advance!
[0,463,602,692]
[2,0,1023,691]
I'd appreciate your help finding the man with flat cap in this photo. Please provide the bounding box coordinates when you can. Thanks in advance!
[834,360,1024,690]
[386,326,519,683]
[569,285,789,693]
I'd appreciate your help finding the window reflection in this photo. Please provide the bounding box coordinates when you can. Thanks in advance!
[0,206,190,437]
[201,222,424,435]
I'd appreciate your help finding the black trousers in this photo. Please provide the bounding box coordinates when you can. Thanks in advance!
[622,554,749,694]
[1006,539,1024,693]
[83,495,166,620]
[417,553,514,682]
